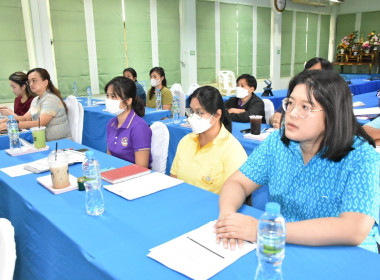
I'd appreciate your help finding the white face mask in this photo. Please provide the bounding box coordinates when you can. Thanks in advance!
[150,78,161,87]
[106,99,126,115]
[188,114,215,134]
[235,86,249,99]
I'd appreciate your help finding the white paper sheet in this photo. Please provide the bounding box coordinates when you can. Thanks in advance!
[353,107,380,116]
[148,221,256,280]
[0,163,32,177]
[104,172,183,200]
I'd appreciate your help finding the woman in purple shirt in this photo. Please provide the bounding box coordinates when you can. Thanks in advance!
[105,76,152,168]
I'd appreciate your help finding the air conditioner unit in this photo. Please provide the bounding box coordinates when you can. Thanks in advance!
[292,0,343,7]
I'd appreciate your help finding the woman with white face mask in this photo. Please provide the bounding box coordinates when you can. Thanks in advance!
[105,77,152,168]
[224,74,265,123]
[170,86,247,194]
[0,72,36,117]
[146,67,172,110]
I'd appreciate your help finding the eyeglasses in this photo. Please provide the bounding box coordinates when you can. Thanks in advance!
[188,111,204,120]
[282,98,323,119]
[26,79,42,85]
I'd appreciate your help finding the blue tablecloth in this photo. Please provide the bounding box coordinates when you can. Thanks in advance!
[0,139,379,279]
[78,98,171,152]
[164,118,269,174]
[0,130,33,150]
[348,79,380,96]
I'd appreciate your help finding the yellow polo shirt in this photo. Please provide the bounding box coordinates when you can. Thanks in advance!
[170,125,247,194]
[146,86,173,108]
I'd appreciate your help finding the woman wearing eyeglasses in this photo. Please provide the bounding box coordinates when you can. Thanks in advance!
[0,72,36,117]
[0,68,71,141]
[170,86,247,194]
[215,70,380,253]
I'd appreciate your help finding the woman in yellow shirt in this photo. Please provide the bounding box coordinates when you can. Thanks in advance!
[170,86,247,194]
[146,67,172,110]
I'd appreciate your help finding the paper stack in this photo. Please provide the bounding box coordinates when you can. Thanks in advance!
[148,221,256,280]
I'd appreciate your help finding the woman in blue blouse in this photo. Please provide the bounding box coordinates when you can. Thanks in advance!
[215,70,380,253]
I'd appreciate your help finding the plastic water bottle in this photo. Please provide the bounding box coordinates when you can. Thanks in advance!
[73,82,78,97]
[7,115,21,152]
[87,86,92,106]
[156,88,162,111]
[255,202,286,280]
[172,95,180,124]
[82,151,104,216]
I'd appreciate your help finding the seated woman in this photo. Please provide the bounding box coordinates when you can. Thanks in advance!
[105,76,152,168]
[215,70,380,253]
[269,57,333,128]
[0,72,36,117]
[224,74,265,123]
[363,116,380,145]
[123,67,146,104]
[0,68,71,141]
[170,86,247,194]
[146,67,172,110]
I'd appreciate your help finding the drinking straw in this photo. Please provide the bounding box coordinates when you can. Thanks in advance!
[38,117,40,128]
[55,142,58,161]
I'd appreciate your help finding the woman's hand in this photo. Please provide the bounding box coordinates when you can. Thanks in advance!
[0,107,14,117]
[228,108,245,114]
[0,122,7,130]
[215,213,258,250]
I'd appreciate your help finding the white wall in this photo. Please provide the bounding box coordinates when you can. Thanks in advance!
[337,0,379,14]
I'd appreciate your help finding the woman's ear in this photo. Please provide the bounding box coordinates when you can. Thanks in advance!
[214,109,222,121]
[125,97,133,107]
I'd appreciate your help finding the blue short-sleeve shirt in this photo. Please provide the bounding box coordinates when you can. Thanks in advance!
[106,109,152,167]
[240,130,380,253]
[366,116,380,129]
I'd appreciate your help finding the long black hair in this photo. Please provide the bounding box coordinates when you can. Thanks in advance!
[9,71,36,98]
[148,67,167,100]
[281,70,375,162]
[188,86,232,133]
[104,76,145,117]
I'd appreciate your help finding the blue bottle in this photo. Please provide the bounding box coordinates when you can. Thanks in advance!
[73,82,78,97]
[172,95,180,124]
[7,115,21,152]
[156,88,162,111]
[255,202,286,280]
[86,86,92,106]
[82,151,104,216]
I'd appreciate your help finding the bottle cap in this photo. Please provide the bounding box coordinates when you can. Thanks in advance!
[265,202,280,214]
[85,150,94,157]
[8,115,14,119]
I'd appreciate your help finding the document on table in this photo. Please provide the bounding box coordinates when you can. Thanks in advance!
[104,172,183,200]
[353,107,380,116]
[148,221,256,280]
[24,150,86,173]
[0,163,32,177]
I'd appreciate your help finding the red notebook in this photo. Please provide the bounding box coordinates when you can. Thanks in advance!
[100,164,151,184]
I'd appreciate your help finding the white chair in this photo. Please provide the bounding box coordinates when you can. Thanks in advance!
[0,218,16,280]
[170,83,186,117]
[187,83,200,96]
[150,122,170,173]
[262,99,275,124]
[218,70,236,96]
[64,95,84,144]
[170,83,183,98]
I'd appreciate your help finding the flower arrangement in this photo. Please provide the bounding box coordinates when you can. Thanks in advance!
[361,41,371,50]
[368,31,379,47]
[347,31,358,44]
[337,36,350,51]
